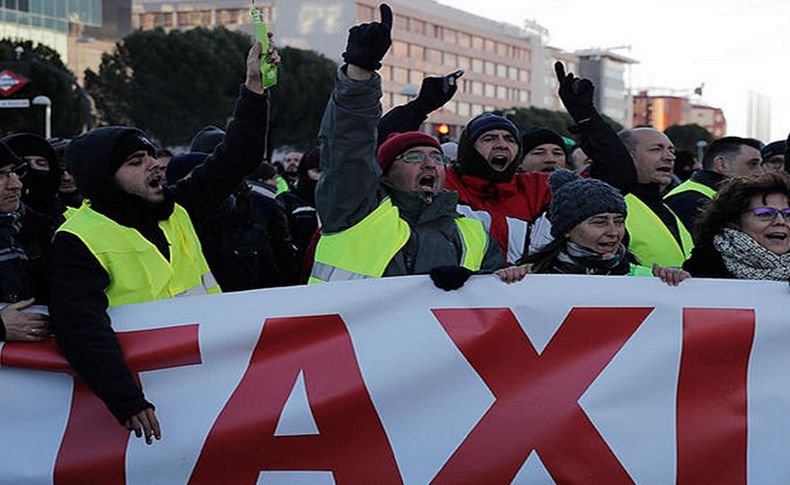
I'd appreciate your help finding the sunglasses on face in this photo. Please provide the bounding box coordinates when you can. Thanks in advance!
[0,163,28,181]
[746,206,790,221]
[395,151,448,165]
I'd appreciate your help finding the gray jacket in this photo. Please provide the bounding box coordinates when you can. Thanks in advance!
[316,68,503,276]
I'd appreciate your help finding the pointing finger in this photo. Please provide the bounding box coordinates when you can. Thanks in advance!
[554,61,566,81]
[379,4,392,29]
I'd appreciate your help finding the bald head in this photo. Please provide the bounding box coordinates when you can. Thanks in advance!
[618,127,676,187]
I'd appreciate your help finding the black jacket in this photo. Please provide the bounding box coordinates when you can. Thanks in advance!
[200,185,298,291]
[49,86,269,424]
[682,243,735,279]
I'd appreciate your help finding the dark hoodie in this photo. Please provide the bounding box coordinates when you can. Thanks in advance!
[2,133,65,221]
[277,146,320,264]
[48,86,269,424]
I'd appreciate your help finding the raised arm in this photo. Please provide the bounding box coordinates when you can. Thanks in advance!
[377,70,463,145]
[554,62,638,193]
[315,4,393,233]
[175,40,280,222]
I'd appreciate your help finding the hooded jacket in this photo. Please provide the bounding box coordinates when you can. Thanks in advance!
[48,86,269,424]
[443,125,552,264]
[315,68,503,276]
[2,133,65,221]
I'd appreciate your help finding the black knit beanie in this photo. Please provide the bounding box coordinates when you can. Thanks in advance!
[548,169,626,238]
[521,127,566,154]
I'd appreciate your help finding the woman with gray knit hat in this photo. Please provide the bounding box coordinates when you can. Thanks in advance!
[497,169,690,285]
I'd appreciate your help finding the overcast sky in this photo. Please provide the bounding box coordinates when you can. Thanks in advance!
[438,0,788,140]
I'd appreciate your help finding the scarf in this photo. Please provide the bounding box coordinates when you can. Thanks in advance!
[554,241,631,275]
[0,205,33,302]
[713,228,790,281]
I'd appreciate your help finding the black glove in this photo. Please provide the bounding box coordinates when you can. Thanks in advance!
[430,266,474,291]
[554,61,597,123]
[342,4,393,71]
[413,70,464,113]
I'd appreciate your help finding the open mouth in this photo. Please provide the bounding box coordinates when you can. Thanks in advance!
[540,166,557,172]
[765,232,788,241]
[418,174,436,192]
[655,166,673,175]
[147,172,165,190]
[490,155,510,170]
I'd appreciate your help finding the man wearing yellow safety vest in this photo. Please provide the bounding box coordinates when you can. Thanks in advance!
[48,40,279,445]
[554,62,692,268]
[665,136,763,233]
[310,3,504,290]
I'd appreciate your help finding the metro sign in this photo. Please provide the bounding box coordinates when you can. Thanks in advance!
[0,69,30,96]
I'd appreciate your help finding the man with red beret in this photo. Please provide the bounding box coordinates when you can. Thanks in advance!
[310,4,503,290]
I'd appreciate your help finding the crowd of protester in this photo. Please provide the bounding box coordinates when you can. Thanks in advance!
[1,3,789,443]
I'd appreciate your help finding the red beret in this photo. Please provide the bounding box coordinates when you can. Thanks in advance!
[376,131,442,172]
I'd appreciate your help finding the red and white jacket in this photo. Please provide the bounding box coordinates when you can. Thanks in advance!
[445,168,552,263]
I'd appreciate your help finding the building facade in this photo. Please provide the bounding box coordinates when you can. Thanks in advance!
[576,49,636,128]
[632,90,726,138]
[131,0,271,34]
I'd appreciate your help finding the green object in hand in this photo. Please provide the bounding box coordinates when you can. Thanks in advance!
[251,7,278,88]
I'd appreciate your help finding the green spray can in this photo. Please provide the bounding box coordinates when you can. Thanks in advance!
[251,6,278,88]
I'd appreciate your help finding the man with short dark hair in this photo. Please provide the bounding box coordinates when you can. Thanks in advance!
[665,136,763,231]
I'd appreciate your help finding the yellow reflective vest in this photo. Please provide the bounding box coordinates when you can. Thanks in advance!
[58,201,220,307]
[310,198,487,284]
[664,179,717,199]
[624,194,694,268]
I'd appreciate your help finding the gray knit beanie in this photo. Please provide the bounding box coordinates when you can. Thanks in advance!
[548,169,626,238]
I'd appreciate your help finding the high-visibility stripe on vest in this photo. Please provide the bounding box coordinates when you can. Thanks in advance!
[309,198,488,284]
[58,201,220,307]
[664,179,717,200]
[624,194,694,268]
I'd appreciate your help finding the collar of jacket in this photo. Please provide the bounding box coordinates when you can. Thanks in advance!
[455,171,519,201]
[690,169,726,188]
[382,182,460,226]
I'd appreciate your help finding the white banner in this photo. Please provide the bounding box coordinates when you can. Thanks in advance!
[0,274,788,484]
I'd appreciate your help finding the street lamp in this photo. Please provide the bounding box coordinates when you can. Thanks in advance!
[32,95,52,138]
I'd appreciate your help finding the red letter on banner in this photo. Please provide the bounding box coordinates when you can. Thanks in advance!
[190,315,401,484]
[677,309,754,485]
[1,325,201,485]
[431,307,652,484]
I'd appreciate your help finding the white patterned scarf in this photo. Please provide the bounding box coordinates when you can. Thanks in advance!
[713,228,790,281]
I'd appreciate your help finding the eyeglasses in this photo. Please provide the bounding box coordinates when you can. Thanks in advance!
[0,163,28,182]
[746,207,790,222]
[395,151,448,165]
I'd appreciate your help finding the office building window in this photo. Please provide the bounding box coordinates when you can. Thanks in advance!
[472,58,483,73]
[472,81,483,95]
[357,4,374,21]
[484,61,495,76]
[410,44,424,60]
[484,83,495,97]
[393,40,408,58]
[472,35,483,50]
[411,19,425,35]
[496,85,507,99]
[457,55,470,69]
[458,102,471,117]
[409,69,424,84]
[508,66,518,80]
[393,67,408,83]
[459,32,471,47]
[394,14,408,31]
[443,52,457,67]
[496,63,507,78]
[443,28,456,44]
